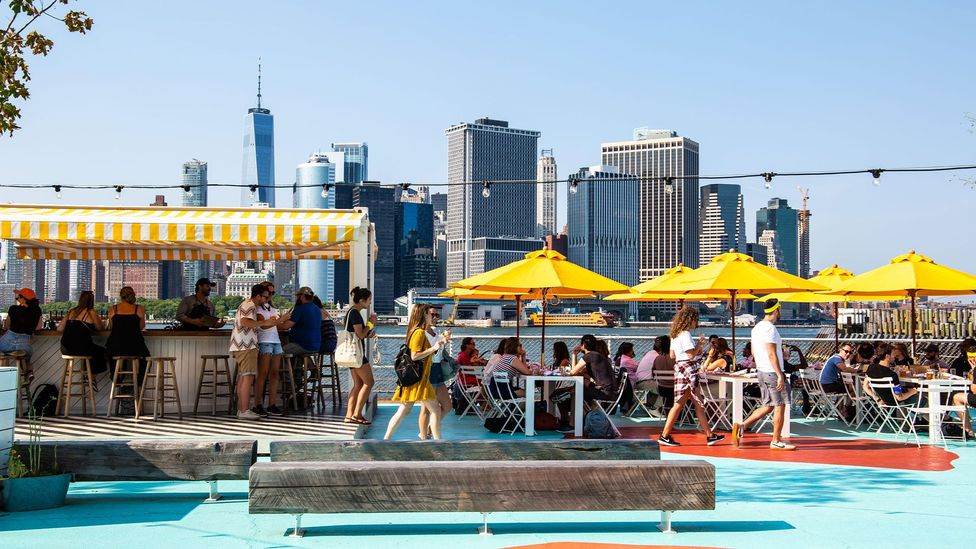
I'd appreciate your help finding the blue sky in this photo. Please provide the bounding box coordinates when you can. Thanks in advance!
[1,1,975,279]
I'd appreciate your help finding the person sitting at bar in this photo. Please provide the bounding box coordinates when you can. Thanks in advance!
[0,288,43,377]
[919,343,947,371]
[738,342,755,371]
[864,342,921,407]
[176,278,225,330]
[950,338,976,377]
[57,290,108,378]
[280,287,322,356]
[105,286,150,403]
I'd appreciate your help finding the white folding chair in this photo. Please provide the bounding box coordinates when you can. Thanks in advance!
[842,372,881,430]
[866,378,921,447]
[700,376,733,432]
[939,379,971,446]
[485,372,526,435]
[456,365,487,420]
[594,371,630,416]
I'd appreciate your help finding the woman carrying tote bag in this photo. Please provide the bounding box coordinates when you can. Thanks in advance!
[338,287,376,425]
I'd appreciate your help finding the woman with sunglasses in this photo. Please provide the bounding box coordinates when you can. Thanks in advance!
[419,306,452,439]
[0,289,44,374]
[384,304,444,440]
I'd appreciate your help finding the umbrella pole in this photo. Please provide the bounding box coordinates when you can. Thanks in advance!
[540,289,548,367]
[729,289,737,355]
[834,302,840,353]
[910,290,917,359]
[516,296,521,339]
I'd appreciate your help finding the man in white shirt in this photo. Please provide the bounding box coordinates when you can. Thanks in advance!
[732,299,796,450]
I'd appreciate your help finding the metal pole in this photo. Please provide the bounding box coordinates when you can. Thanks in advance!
[910,290,917,359]
[834,301,840,353]
[540,289,548,366]
[730,289,737,354]
[516,296,521,340]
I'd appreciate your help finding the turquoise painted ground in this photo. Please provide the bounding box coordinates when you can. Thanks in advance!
[1,405,973,549]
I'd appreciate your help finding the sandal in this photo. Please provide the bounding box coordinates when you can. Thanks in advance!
[343,417,358,424]
[353,416,372,425]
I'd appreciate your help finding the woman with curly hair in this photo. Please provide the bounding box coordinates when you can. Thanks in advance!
[658,306,724,447]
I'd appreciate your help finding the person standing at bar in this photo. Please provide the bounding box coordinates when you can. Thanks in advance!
[732,299,795,450]
[231,284,283,420]
[254,281,285,417]
[176,278,225,330]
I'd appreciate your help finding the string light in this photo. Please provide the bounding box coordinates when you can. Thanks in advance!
[320,183,332,199]
[54,185,62,199]
[569,176,579,194]
[182,184,193,198]
[249,185,258,200]
[482,180,491,199]
[664,176,674,195]
[870,169,884,187]
[762,172,775,189]
[114,185,124,199]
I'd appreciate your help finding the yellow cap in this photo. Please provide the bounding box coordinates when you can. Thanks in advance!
[763,302,781,314]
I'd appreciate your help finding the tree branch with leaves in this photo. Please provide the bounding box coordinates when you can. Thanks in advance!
[1,0,92,136]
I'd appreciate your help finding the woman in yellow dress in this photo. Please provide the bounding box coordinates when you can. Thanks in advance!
[383,304,446,440]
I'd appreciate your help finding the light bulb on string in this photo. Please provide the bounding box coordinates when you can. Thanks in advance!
[114,185,124,200]
[870,169,883,187]
[762,172,775,190]
[249,185,258,200]
[482,180,491,199]
[569,177,579,194]
[182,185,193,198]
[54,185,62,199]
[320,184,331,199]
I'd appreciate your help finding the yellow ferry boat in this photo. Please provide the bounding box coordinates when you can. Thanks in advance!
[529,312,615,327]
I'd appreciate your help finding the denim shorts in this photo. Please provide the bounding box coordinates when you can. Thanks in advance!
[258,342,283,356]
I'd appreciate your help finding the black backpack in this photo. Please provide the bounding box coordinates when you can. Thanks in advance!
[394,330,424,387]
[31,384,60,417]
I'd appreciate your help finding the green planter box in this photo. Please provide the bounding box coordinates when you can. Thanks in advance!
[1,473,71,512]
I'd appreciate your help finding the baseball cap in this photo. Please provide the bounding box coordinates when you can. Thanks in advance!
[195,277,215,287]
[297,286,315,297]
[924,343,939,353]
[15,288,36,301]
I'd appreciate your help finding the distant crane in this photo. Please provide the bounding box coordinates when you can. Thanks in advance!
[796,186,811,279]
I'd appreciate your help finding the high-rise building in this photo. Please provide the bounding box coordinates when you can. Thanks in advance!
[241,63,275,206]
[331,143,367,184]
[69,260,93,301]
[756,198,799,275]
[2,239,28,288]
[601,129,700,281]
[353,183,396,313]
[466,237,544,275]
[43,260,70,303]
[93,260,107,302]
[699,184,746,265]
[108,262,160,300]
[396,189,436,297]
[151,194,183,299]
[567,166,639,286]
[445,118,540,283]
[431,192,447,217]
[181,160,209,296]
[757,230,784,270]
[293,152,343,303]
[226,265,271,299]
[536,150,557,237]
[545,226,568,257]
[797,189,812,279]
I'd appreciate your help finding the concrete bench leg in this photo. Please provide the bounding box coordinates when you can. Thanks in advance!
[478,513,492,535]
[205,480,221,502]
[289,514,305,537]
[657,510,676,534]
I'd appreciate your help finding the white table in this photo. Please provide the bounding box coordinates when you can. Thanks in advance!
[524,375,584,437]
[706,372,791,438]
[902,375,965,445]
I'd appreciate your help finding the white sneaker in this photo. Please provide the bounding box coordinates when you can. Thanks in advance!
[237,409,262,420]
[770,441,796,451]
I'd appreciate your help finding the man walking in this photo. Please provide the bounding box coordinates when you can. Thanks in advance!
[732,298,796,450]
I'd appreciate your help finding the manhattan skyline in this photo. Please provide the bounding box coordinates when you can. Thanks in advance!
[0,1,974,278]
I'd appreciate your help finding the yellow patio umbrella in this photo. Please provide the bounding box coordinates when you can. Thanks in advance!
[606,265,757,302]
[437,287,593,338]
[450,248,631,364]
[651,251,829,351]
[825,251,976,354]
[759,264,905,351]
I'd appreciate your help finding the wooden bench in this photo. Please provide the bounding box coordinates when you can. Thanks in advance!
[269,438,661,461]
[17,439,257,501]
[251,439,712,536]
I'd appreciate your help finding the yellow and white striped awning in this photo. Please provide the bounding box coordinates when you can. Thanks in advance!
[0,204,370,261]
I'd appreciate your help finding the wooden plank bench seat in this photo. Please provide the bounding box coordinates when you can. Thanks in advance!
[16,439,257,501]
[249,459,714,536]
[270,438,661,462]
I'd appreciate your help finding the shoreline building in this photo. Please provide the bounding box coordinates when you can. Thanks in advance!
[699,184,746,264]
[353,183,396,313]
[756,198,799,276]
[181,160,210,296]
[331,142,367,301]
[294,152,343,303]
[396,188,438,298]
[601,129,700,282]
[536,150,557,237]
[445,118,541,283]
[567,165,639,287]
[241,62,275,207]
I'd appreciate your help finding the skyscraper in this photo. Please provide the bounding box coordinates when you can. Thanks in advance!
[241,62,275,206]
[150,194,184,299]
[601,129,700,282]
[699,184,746,265]
[108,262,160,300]
[445,118,540,283]
[181,160,209,296]
[69,260,92,301]
[536,150,557,237]
[567,166,639,286]
[43,259,69,303]
[396,189,437,298]
[294,152,344,303]
[353,183,396,313]
[756,198,800,275]
[331,143,367,184]
[797,189,812,279]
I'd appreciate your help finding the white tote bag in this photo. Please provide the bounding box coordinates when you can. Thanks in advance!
[334,310,364,368]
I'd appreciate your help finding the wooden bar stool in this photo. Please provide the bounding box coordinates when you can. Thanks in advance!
[1,353,32,417]
[107,356,143,418]
[194,354,234,415]
[56,355,96,417]
[279,354,299,412]
[300,354,326,412]
[139,357,182,420]
[317,352,342,409]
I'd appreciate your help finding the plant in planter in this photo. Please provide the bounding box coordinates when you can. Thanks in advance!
[0,403,69,512]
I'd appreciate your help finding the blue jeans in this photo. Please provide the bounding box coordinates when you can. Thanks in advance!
[0,331,32,357]
[258,342,283,356]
